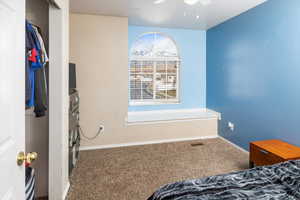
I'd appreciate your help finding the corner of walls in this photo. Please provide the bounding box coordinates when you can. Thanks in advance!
[203,30,207,108]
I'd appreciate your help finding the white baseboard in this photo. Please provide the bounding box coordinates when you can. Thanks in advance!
[218,136,249,154]
[80,135,249,156]
[80,135,218,151]
[63,181,70,200]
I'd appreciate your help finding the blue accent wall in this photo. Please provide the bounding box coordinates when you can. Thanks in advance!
[129,26,206,111]
[207,0,300,150]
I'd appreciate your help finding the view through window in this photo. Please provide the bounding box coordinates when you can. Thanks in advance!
[130,33,180,104]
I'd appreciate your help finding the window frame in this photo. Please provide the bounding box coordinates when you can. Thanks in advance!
[129,32,181,106]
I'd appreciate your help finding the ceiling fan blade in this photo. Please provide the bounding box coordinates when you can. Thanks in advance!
[154,0,166,4]
[199,0,211,6]
[184,0,200,5]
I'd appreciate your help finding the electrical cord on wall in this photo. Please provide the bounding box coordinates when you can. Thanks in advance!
[78,124,103,141]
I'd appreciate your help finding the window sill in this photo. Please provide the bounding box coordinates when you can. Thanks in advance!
[126,108,221,125]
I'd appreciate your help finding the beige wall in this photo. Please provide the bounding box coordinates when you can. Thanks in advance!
[69,13,217,148]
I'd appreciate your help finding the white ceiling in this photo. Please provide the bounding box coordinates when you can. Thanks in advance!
[70,0,267,30]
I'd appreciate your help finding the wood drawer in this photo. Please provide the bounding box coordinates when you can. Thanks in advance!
[250,144,284,166]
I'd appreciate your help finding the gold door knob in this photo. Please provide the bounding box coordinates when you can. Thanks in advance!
[17,152,26,166]
[17,152,38,166]
[27,152,38,164]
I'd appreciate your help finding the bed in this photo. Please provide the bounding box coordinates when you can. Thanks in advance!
[148,160,300,200]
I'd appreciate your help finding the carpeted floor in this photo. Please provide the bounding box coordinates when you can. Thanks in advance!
[67,138,249,200]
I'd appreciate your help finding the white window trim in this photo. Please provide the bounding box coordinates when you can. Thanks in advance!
[130,56,181,61]
[129,100,180,106]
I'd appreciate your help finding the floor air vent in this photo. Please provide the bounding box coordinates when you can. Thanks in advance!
[191,142,204,147]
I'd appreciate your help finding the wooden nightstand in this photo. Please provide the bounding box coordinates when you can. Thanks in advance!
[249,139,300,168]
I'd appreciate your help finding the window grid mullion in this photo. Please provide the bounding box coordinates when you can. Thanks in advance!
[140,61,143,100]
[165,60,167,100]
[176,61,179,100]
[153,61,157,100]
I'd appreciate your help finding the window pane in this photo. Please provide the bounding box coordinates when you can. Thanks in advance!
[141,76,153,89]
[130,61,141,73]
[130,61,137,73]
[153,33,179,57]
[156,90,167,99]
[130,33,179,58]
[167,61,177,74]
[130,33,155,57]
[142,61,154,73]
[167,90,177,99]
[130,68,137,74]
[130,89,141,100]
[142,88,153,99]
[141,73,153,100]
[130,80,141,89]
[156,73,167,86]
[130,74,142,89]
[167,74,177,85]
[156,61,166,73]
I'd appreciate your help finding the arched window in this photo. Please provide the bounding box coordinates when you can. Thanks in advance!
[130,32,180,104]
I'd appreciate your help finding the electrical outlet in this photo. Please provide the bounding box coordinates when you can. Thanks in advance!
[228,122,234,131]
[99,125,104,133]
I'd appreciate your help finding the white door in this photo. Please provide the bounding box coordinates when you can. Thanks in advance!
[0,0,26,199]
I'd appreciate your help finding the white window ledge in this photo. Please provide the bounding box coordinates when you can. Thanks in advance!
[126,108,221,125]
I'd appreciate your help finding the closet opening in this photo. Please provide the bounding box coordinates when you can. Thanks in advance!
[25,0,50,198]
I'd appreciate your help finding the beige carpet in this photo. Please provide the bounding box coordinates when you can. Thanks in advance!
[67,138,249,200]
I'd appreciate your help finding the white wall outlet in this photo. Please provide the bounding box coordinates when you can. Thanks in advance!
[228,122,234,131]
[99,125,104,133]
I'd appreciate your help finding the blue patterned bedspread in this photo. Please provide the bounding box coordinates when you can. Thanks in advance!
[148,160,300,200]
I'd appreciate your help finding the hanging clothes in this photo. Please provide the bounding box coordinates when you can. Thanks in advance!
[25,167,36,200]
[32,25,49,64]
[25,20,48,117]
[33,25,48,109]
[25,21,36,108]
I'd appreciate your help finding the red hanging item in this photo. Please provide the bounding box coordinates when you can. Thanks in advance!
[28,48,37,63]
